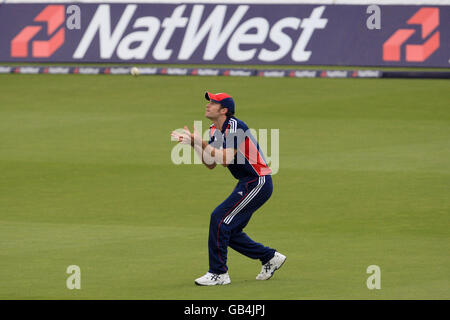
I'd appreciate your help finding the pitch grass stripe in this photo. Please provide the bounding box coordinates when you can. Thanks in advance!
[225,176,265,224]
[224,176,265,225]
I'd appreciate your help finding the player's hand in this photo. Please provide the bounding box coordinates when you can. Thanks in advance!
[191,125,203,146]
[171,125,203,147]
[170,129,192,145]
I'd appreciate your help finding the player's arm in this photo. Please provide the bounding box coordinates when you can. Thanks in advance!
[171,127,216,169]
[170,126,236,169]
[195,140,217,170]
[200,140,237,167]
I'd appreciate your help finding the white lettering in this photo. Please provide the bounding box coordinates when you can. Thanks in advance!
[78,67,100,74]
[74,4,137,59]
[0,67,12,73]
[73,4,328,63]
[109,67,132,74]
[366,5,381,30]
[357,70,380,77]
[19,67,40,74]
[153,5,188,60]
[228,69,253,77]
[292,70,317,77]
[197,69,220,76]
[178,5,249,60]
[366,265,381,290]
[167,68,188,75]
[66,265,81,290]
[117,16,160,60]
[48,67,70,74]
[326,70,348,77]
[291,6,327,62]
[261,70,285,77]
[259,17,301,62]
[139,67,158,75]
[227,17,269,62]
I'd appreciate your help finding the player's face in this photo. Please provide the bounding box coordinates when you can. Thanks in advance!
[205,101,225,120]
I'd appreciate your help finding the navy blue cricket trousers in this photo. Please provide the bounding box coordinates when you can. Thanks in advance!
[208,175,276,274]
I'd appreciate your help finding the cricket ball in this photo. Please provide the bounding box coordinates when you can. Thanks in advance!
[130,67,140,76]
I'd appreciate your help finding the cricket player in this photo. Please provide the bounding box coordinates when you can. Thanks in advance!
[171,92,286,286]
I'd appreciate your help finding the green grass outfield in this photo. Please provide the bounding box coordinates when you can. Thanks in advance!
[0,74,449,300]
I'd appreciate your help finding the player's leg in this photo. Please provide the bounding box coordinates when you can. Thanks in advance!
[206,179,257,275]
[208,203,233,275]
[227,176,275,263]
[226,175,287,280]
[196,197,237,286]
[229,229,275,264]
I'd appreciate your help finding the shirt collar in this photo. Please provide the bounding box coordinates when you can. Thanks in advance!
[221,116,231,134]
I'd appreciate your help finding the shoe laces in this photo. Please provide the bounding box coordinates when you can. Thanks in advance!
[210,273,220,281]
[264,262,273,272]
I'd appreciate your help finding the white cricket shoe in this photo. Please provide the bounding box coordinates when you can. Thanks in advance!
[256,252,286,280]
[195,272,231,286]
